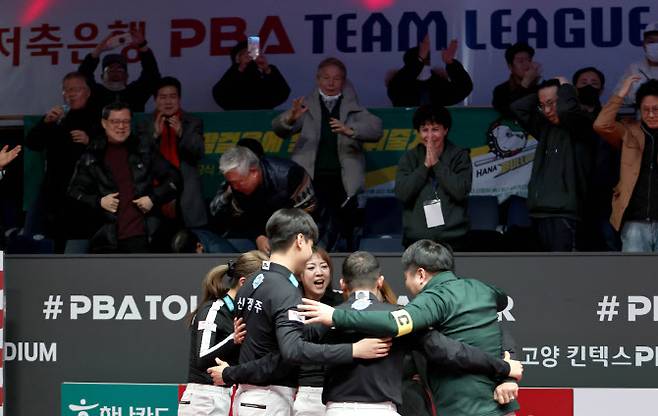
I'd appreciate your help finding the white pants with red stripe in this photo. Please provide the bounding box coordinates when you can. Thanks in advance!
[178,383,232,416]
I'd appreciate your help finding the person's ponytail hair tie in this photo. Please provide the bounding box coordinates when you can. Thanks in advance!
[225,260,237,286]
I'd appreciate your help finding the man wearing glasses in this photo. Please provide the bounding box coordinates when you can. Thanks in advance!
[594,76,658,252]
[510,77,594,251]
[68,102,181,253]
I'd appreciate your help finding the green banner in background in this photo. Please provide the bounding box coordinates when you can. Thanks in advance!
[61,383,180,416]
[153,107,502,199]
[24,107,525,209]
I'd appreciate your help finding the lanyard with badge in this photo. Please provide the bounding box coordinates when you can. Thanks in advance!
[423,176,445,228]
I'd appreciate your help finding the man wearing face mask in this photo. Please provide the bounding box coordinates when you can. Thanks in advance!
[572,67,621,251]
[78,30,161,113]
[387,35,473,107]
[25,72,102,252]
[273,57,383,252]
[615,22,658,110]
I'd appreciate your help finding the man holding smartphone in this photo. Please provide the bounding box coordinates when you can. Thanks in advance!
[212,39,290,110]
[79,30,161,113]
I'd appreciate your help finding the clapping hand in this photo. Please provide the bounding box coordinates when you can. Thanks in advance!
[287,97,308,125]
[441,39,458,64]
[329,118,354,136]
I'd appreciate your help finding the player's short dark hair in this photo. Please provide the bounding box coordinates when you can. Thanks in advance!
[505,42,534,65]
[413,105,452,131]
[101,101,132,120]
[401,239,454,274]
[266,208,319,253]
[572,67,606,89]
[154,76,182,98]
[636,79,658,108]
[342,251,381,290]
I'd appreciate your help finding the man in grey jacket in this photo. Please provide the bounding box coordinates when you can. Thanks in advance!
[272,57,383,251]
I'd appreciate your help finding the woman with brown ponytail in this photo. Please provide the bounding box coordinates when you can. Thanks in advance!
[178,250,268,416]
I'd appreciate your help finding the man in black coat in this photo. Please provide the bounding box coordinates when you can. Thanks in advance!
[25,71,102,252]
[137,76,207,251]
[387,36,473,107]
[510,78,594,251]
[68,102,181,253]
[212,40,290,110]
[492,42,542,118]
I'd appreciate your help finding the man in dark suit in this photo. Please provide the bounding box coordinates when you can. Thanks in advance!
[137,77,207,250]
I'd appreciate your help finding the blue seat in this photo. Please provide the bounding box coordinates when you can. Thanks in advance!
[359,237,404,252]
[7,234,55,254]
[363,196,402,238]
[227,238,257,253]
[506,195,531,228]
[467,195,500,231]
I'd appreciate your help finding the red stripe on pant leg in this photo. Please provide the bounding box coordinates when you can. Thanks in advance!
[178,384,187,402]
[229,385,238,416]
[517,388,573,416]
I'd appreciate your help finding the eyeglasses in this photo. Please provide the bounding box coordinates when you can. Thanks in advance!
[107,119,131,126]
[641,106,658,116]
[537,99,557,112]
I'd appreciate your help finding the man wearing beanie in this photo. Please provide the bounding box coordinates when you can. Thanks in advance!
[78,29,161,112]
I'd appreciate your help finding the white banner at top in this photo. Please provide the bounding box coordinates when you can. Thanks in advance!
[0,0,656,115]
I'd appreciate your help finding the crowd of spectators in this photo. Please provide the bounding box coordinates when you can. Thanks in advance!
[2,22,658,254]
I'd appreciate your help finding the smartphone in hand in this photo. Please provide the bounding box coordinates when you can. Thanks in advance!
[107,32,133,49]
[247,36,260,60]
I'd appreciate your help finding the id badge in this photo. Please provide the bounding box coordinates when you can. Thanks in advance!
[423,199,445,228]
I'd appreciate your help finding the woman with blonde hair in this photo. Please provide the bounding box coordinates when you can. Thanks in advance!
[178,250,268,416]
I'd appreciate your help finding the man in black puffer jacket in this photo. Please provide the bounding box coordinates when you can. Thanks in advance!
[209,145,317,254]
[68,102,181,253]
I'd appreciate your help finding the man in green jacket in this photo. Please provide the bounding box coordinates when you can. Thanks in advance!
[299,239,520,416]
